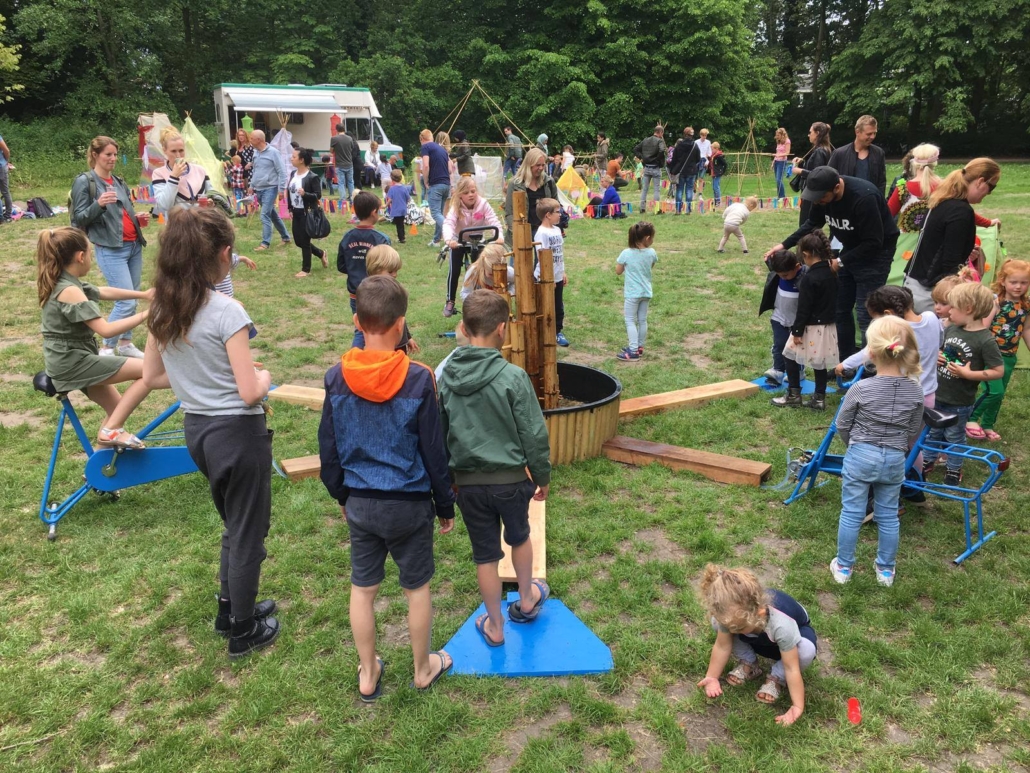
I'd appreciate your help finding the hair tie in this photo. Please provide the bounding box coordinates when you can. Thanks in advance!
[887,341,902,355]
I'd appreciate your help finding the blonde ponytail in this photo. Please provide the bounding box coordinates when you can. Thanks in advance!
[866,316,922,380]
[463,243,508,293]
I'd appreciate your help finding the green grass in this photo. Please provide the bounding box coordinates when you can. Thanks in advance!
[1,161,1029,772]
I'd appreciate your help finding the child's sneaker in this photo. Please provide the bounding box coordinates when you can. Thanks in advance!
[830,557,852,584]
[636,347,644,356]
[556,332,570,347]
[944,469,963,487]
[874,564,896,587]
[617,348,640,361]
[922,460,936,478]
[763,369,784,385]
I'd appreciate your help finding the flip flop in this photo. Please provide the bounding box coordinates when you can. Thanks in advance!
[965,425,987,440]
[475,614,504,647]
[358,658,385,703]
[983,429,1001,441]
[320,253,329,269]
[410,651,452,692]
[508,579,550,624]
[97,428,145,450]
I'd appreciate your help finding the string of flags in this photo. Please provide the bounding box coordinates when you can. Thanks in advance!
[583,196,802,218]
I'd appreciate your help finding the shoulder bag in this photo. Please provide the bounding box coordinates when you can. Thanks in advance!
[305,205,331,240]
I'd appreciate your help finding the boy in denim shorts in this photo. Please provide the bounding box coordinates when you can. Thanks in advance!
[318,275,456,700]
[438,291,552,648]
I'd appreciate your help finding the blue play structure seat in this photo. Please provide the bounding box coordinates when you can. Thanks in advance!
[783,369,1008,563]
[33,371,198,540]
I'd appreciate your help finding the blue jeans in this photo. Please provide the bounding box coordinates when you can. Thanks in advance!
[773,160,787,198]
[624,297,650,351]
[427,183,451,243]
[349,297,365,349]
[503,158,521,178]
[336,167,354,205]
[922,401,974,472]
[256,188,289,247]
[836,265,890,360]
[836,442,906,571]
[675,174,696,213]
[639,166,662,211]
[94,241,143,347]
[712,176,722,204]
[770,319,790,373]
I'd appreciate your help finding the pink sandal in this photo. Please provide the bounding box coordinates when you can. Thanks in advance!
[983,429,1001,441]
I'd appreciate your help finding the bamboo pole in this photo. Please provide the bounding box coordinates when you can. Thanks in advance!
[511,191,541,393]
[535,247,559,410]
[509,320,527,371]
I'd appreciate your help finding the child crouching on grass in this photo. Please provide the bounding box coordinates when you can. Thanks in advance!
[718,196,757,254]
[697,564,816,726]
[615,221,657,361]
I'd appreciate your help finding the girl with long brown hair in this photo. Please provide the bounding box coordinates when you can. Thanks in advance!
[37,226,163,449]
[142,207,279,659]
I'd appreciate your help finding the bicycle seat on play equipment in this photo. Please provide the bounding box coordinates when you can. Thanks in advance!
[923,407,959,430]
[33,371,58,397]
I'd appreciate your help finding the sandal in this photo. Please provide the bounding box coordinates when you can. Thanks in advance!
[508,579,550,623]
[965,424,986,440]
[410,651,452,692]
[475,614,504,647]
[726,661,763,686]
[756,677,782,703]
[255,244,269,251]
[358,658,385,703]
[319,252,329,269]
[983,429,1001,442]
[97,428,145,450]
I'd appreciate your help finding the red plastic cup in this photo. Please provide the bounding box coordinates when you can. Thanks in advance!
[847,697,862,724]
[198,195,210,208]
[137,212,150,227]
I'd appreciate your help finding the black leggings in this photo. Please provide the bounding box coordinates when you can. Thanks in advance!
[555,279,565,333]
[447,246,468,303]
[786,360,828,393]
[291,208,325,272]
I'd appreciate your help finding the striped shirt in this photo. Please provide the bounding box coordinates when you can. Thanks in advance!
[836,375,924,452]
[213,253,241,298]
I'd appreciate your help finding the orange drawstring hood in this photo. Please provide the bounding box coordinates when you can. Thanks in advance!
[341,348,410,403]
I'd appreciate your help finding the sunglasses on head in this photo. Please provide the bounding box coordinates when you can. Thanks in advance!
[985,179,997,193]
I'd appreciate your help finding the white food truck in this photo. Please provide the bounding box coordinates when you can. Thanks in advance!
[212,83,403,161]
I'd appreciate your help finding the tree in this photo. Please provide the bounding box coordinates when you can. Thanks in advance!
[0,13,22,103]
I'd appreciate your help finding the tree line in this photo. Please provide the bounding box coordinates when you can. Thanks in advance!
[1,0,1027,159]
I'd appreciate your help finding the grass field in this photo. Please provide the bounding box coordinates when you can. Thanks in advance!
[1,161,1029,773]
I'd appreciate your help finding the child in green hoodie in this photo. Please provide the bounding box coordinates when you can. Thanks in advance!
[438,290,552,647]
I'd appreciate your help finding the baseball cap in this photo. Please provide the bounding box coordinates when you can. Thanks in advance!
[800,166,841,203]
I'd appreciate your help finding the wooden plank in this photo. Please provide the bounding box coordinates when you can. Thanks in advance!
[602,436,772,487]
[280,454,322,481]
[498,497,546,583]
[267,384,325,411]
[618,380,759,418]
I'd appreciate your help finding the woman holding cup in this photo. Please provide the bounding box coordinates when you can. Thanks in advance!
[70,136,150,358]
[151,127,215,216]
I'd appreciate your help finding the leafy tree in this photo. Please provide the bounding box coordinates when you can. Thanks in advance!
[0,13,22,103]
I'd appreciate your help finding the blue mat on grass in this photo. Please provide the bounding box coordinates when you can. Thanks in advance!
[751,377,837,395]
[444,592,613,677]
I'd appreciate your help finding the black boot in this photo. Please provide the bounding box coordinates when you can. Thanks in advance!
[228,614,281,659]
[771,387,803,408]
[807,393,826,411]
[215,595,278,637]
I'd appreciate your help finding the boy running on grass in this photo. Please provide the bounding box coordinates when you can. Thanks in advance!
[318,275,455,701]
[437,290,551,647]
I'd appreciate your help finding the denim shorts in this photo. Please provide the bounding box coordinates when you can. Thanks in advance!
[456,480,536,564]
[345,496,435,590]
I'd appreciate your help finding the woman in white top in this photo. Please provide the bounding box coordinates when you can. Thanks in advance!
[288,147,327,278]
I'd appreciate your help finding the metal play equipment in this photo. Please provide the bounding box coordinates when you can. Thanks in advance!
[33,372,199,540]
[783,370,1009,563]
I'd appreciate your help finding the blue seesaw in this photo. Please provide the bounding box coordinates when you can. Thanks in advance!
[782,368,1009,563]
[33,371,199,541]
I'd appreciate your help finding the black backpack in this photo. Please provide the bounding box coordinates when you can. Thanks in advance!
[28,197,56,219]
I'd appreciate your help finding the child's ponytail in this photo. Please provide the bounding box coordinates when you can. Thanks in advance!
[865,285,914,318]
[797,230,832,262]
[36,227,89,306]
[628,220,655,249]
[463,243,507,293]
[866,316,922,380]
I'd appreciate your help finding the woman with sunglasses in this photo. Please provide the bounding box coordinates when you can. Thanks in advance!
[903,157,1001,314]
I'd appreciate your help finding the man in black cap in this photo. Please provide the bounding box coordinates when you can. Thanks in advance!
[765,166,899,359]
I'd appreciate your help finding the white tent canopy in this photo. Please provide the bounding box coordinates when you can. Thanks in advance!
[222,88,341,114]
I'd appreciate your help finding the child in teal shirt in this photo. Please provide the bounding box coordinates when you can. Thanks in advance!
[615,221,657,361]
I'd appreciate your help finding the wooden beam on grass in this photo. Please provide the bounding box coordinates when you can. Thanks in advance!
[602,436,771,487]
[618,380,758,418]
[498,497,546,582]
[267,384,325,411]
[280,454,322,481]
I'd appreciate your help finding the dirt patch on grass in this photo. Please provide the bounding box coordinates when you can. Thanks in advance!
[301,295,325,307]
[817,591,840,615]
[0,410,45,429]
[0,372,31,383]
[622,528,687,562]
[815,636,846,678]
[43,650,107,669]
[609,676,649,709]
[490,704,572,772]
[170,629,194,654]
[277,337,317,350]
[922,746,1029,773]
[0,335,37,349]
[682,331,720,370]
[665,681,694,703]
[382,621,410,647]
[885,722,914,745]
[677,705,736,753]
[624,720,664,771]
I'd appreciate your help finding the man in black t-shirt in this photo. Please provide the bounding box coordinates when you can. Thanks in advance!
[765,166,899,360]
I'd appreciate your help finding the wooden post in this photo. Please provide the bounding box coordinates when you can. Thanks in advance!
[511,191,541,392]
[536,248,560,410]
[509,320,527,371]
[491,261,514,363]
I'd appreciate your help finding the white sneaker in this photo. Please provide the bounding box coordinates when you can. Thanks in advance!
[116,343,145,359]
[763,369,784,385]
[830,558,852,585]
[874,564,895,587]
[99,347,116,357]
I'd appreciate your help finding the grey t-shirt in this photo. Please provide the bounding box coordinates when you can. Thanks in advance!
[716,607,802,652]
[159,291,263,416]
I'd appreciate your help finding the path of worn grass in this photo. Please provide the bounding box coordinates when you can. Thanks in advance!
[1,163,1029,772]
